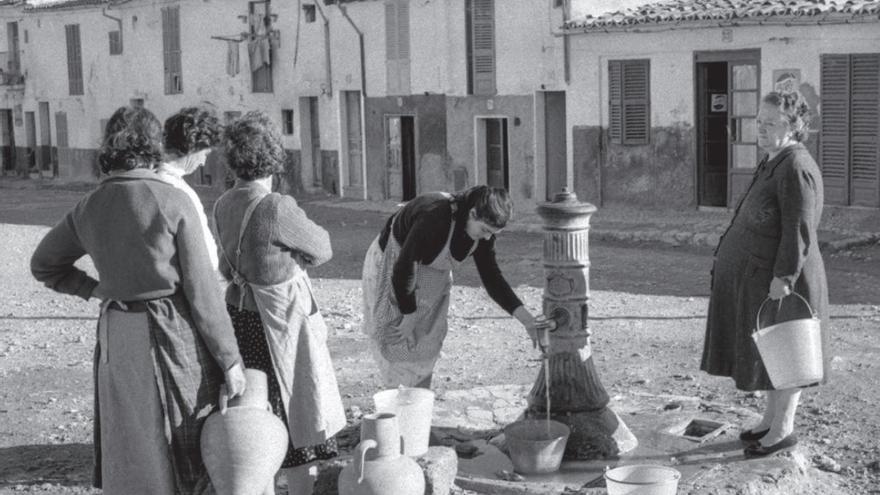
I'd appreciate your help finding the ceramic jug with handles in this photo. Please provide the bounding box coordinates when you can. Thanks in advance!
[200,369,288,495]
[338,412,425,495]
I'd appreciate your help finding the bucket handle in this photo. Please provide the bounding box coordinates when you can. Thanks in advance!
[755,291,817,332]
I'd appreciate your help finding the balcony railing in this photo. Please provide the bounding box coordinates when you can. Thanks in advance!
[0,71,25,86]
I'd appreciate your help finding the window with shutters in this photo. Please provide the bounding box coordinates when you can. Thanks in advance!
[64,25,83,96]
[608,59,650,145]
[385,0,410,95]
[162,6,183,94]
[465,0,495,96]
[109,30,122,55]
[820,53,880,207]
[282,109,294,135]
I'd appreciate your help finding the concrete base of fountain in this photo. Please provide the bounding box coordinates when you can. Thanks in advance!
[431,385,839,494]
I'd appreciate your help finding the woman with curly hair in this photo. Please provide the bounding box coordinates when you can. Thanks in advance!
[213,111,345,494]
[702,90,829,457]
[362,185,553,388]
[30,105,246,493]
[157,106,223,270]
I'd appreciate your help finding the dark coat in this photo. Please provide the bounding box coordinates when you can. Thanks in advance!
[701,143,830,391]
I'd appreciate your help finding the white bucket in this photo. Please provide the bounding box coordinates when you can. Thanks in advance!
[752,293,823,389]
[373,387,434,456]
[604,465,681,495]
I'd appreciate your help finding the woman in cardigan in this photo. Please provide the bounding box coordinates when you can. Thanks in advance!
[30,105,246,493]
[213,111,345,495]
[157,105,223,271]
[362,185,552,388]
[702,90,829,457]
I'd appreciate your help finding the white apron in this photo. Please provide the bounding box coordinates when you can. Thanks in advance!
[215,188,346,447]
[361,194,476,387]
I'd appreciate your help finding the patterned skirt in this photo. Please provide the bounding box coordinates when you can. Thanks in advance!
[227,305,338,468]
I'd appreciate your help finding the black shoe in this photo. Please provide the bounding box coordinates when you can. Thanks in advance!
[739,428,770,442]
[744,434,798,458]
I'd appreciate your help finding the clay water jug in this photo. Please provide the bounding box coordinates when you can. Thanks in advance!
[200,369,288,495]
[338,412,425,495]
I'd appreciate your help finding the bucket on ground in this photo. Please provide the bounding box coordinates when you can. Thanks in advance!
[752,293,823,389]
[372,387,434,456]
[604,464,681,495]
[504,419,570,475]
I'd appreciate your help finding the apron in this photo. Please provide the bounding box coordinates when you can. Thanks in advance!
[214,188,346,447]
[94,295,219,495]
[361,194,476,387]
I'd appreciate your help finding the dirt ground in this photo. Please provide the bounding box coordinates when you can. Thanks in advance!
[1,184,879,494]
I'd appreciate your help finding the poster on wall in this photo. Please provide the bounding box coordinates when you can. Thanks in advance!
[710,94,728,112]
[773,69,801,93]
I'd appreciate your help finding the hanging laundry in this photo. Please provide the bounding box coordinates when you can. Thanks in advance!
[259,34,271,68]
[248,37,266,71]
[226,40,240,76]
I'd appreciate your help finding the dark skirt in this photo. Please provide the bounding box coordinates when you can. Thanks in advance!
[227,305,338,468]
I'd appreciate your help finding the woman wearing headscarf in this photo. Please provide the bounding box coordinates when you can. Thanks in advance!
[30,105,246,493]
[702,90,829,457]
[362,186,552,389]
[213,111,345,495]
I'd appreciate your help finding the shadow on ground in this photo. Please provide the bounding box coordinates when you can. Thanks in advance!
[0,443,93,488]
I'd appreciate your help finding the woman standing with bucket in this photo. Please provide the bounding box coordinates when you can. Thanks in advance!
[362,186,553,389]
[213,111,346,494]
[701,90,829,457]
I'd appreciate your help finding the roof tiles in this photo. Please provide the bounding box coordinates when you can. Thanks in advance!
[566,0,880,30]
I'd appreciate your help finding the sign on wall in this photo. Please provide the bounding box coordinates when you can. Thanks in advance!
[773,69,801,93]
[710,94,728,112]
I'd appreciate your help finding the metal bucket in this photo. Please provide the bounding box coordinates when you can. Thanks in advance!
[752,292,823,389]
[504,419,570,474]
[604,465,681,495]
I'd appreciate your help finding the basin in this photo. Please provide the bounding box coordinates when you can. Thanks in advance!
[504,419,570,474]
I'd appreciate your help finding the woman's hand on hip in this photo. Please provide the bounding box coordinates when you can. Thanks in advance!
[768,277,792,300]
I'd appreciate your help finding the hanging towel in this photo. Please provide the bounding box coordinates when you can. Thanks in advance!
[248,38,266,71]
[259,34,272,68]
[226,40,240,76]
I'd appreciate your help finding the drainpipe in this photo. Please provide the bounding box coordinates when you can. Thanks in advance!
[337,3,367,97]
[101,7,123,51]
[313,0,333,97]
[547,0,570,83]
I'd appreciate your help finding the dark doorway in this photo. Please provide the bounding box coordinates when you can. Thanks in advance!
[24,111,36,173]
[299,96,323,189]
[0,110,14,174]
[696,62,728,207]
[385,115,416,201]
[38,102,55,176]
[695,50,760,207]
[543,91,567,200]
[484,117,508,190]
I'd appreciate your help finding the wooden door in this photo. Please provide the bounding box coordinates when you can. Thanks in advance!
[38,102,54,175]
[343,91,364,197]
[0,110,14,173]
[24,111,36,171]
[727,62,760,206]
[485,118,508,190]
[544,91,567,200]
[696,62,729,206]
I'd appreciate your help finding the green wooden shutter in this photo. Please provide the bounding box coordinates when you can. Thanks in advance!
[65,25,83,95]
[55,112,68,148]
[820,54,851,205]
[471,0,495,96]
[385,1,399,94]
[849,53,880,207]
[397,0,410,94]
[162,6,182,94]
[622,60,650,145]
[608,60,622,144]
